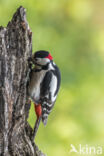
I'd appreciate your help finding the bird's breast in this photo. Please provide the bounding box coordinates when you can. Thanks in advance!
[28,70,46,103]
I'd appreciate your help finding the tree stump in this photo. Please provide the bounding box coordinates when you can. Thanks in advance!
[0,6,46,156]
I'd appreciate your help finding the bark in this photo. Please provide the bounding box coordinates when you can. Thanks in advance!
[0,6,46,156]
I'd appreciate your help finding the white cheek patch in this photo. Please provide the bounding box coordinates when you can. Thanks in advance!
[37,58,50,65]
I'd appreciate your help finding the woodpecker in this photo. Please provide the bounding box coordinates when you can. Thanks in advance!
[28,50,61,140]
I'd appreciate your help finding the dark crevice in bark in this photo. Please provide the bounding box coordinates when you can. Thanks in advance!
[0,6,46,156]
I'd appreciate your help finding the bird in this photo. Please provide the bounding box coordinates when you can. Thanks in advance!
[28,50,61,140]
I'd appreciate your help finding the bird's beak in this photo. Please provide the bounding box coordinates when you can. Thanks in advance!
[28,55,35,64]
[28,57,33,62]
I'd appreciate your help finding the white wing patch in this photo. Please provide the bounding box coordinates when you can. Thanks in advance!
[50,74,57,102]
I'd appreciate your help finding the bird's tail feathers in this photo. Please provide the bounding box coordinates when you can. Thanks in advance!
[41,100,53,126]
[42,116,48,126]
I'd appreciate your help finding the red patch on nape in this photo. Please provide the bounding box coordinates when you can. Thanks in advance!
[45,53,53,60]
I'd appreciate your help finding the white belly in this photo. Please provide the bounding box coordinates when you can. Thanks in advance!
[28,70,46,103]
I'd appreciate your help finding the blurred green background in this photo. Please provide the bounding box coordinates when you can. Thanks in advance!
[0,0,104,155]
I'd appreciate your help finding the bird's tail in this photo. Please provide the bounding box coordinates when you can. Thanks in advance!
[41,100,52,126]
[42,116,48,126]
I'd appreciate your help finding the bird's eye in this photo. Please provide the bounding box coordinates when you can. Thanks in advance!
[35,58,38,61]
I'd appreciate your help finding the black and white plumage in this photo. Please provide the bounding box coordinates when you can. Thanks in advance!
[28,50,61,139]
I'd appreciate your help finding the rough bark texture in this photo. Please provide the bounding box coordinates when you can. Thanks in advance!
[0,6,46,156]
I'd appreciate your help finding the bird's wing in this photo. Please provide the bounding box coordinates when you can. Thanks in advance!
[40,70,57,125]
[40,71,53,99]
[40,68,61,125]
[52,65,61,96]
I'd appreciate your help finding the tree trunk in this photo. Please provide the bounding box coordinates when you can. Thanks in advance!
[0,6,45,156]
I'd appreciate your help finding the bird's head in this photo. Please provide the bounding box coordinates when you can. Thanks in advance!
[32,50,53,66]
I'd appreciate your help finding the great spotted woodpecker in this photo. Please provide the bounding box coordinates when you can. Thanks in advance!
[28,50,61,140]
